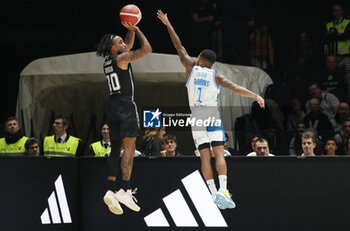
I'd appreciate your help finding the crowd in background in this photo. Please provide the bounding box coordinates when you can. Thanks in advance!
[1,112,350,157]
[1,2,350,157]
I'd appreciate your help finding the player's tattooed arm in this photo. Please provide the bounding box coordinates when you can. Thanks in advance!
[117,26,152,68]
[216,73,265,108]
[122,22,136,51]
[157,9,195,73]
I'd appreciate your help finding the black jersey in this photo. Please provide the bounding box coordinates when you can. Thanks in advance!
[103,54,135,97]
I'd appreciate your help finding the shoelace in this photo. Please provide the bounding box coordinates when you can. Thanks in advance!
[127,188,138,203]
[221,189,232,198]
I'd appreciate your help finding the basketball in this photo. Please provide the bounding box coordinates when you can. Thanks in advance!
[120,4,142,26]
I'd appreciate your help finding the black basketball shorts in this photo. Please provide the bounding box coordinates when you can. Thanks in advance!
[107,95,140,141]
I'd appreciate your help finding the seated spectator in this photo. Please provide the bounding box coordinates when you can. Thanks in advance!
[301,131,317,156]
[0,116,28,155]
[332,102,349,132]
[347,137,350,155]
[224,133,240,156]
[303,97,334,141]
[142,126,166,156]
[324,138,338,156]
[160,134,183,157]
[289,121,306,156]
[25,138,40,156]
[287,98,306,132]
[334,118,350,154]
[43,115,82,157]
[89,122,111,157]
[305,83,339,120]
[318,55,346,100]
[246,135,260,156]
[247,137,274,156]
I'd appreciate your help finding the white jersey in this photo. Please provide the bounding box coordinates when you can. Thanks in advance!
[186,65,220,107]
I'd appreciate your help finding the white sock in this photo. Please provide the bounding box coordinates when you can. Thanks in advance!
[206,179,217,195]
[218,175,227,191]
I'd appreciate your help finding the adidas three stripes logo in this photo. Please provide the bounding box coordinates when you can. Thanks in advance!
[144,170,228,227]
[40,175,72,224]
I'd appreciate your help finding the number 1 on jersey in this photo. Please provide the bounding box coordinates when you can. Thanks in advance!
[197,87,202,103]
[107,73,121,93]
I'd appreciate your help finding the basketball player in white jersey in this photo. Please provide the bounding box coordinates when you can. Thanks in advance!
[157,10,265,209]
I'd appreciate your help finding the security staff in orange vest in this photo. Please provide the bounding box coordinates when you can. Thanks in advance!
[43,116,82,157]
[0,116,28,155]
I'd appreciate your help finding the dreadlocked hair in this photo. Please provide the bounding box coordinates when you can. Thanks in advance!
[96,34,115,57]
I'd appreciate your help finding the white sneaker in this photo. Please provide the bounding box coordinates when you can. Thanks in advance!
[115,188,141,212]
[103,190,123,215]
[214,188,236,210]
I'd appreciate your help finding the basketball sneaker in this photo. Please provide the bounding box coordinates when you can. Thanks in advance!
[115,188,141,212]
[103,190,123,215]
[214,188,236,210]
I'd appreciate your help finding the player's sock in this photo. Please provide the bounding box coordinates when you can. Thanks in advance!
[122,180,131,191]
[218,175,227,191]
[206,179,217,195]
[108,179,116,192]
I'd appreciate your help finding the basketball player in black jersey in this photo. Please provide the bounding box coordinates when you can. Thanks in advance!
[96,21,152,215]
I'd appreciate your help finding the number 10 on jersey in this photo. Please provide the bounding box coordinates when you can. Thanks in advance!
[106,73,121,93]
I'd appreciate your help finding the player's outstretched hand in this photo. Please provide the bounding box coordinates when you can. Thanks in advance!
[157,9,170,26]
[256,95,265,109]
[122,21,139,32]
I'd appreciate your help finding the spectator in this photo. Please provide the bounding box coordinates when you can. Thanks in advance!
[305,83,339,120]
[333,102,350,132]
[289,121,306,156]
[287,98,306,132]
[324,138,338,156]
[318,55,346,100]
[334,118,350,154]
[324,4,350,56]
[247,137,274,156]
[303,97,334,141]
[301,131,317,156]
[43,115,82,157]
[0,116,28,155]
[142,126,166,156]
[246,135,260,156]
[160,134,183,157]
[347,137,350,155]
[89,122,111,157]
[249,22,274,72]
[224,133,240,156]
[25,138,40,156]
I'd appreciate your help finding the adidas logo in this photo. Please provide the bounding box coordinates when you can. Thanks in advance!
[40,175,72,224]
[144,170,227,227]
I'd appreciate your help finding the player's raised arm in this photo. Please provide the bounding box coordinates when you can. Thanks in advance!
[216,73,265,109]
[157,9,195,75]
[118,22,152,67]
[122,21,135,51]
